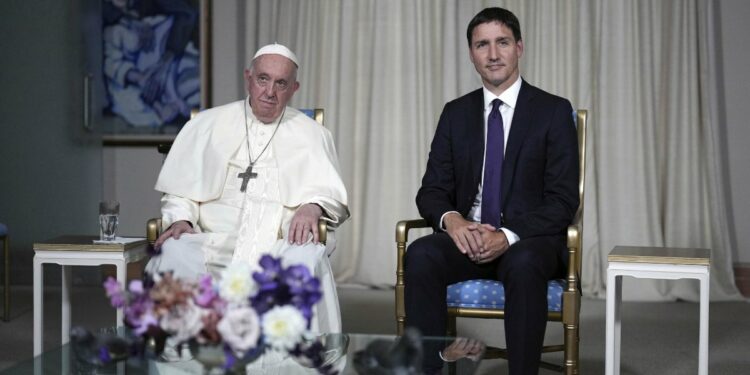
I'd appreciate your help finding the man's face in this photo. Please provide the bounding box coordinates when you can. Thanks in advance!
[468,21,523,95]
[244,54,300,123]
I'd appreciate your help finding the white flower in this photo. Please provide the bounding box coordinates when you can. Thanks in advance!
[218,263,257,304]
[217,306,261,355]
[262,305,306,351]
[159,300,205,343]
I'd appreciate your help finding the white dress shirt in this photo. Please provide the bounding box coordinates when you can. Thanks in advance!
[440,76,522,246]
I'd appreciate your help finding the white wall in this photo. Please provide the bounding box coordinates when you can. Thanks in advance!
[719,0,750,263]
[102,146,163,238]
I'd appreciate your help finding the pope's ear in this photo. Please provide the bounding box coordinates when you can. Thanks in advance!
[243,69,252,90]
[292,81,300,93]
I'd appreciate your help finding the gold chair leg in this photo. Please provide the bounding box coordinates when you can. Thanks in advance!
[564,322,579,374]
[446,314,457,337]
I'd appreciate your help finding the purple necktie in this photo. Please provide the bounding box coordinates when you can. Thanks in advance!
[481,99,504,228]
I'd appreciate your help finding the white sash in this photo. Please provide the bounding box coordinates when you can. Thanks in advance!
[231,152,284,270]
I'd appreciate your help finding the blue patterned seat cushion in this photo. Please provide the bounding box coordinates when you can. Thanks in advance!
[446,279,565,311]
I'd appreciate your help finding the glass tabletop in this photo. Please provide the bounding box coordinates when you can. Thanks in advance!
[1,333,484,374]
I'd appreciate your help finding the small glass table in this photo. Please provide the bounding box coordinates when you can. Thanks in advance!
[1,333,484,374]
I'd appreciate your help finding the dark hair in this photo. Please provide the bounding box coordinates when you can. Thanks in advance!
[466,7,522,46]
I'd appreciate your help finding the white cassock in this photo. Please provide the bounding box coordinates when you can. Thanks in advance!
[146,98,350,334]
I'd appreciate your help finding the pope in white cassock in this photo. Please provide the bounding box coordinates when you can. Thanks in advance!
[146,43,350,334]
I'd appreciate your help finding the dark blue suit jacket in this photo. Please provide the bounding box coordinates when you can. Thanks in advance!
[416,80,579,245]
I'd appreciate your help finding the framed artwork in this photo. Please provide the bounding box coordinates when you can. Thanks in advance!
[100,0,211,145]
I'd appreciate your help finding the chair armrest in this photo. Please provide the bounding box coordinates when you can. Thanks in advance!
[395,219,429,335]
[318,219,327,245]
[395,219,428,244]
[566,209,582,250]
[566,209,583,281]
[147,218,162,247]
[147,218,328,246]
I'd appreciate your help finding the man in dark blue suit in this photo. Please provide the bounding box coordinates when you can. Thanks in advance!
[404,7,579,375]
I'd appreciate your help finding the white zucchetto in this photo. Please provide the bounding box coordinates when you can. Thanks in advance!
[252,43,299,67]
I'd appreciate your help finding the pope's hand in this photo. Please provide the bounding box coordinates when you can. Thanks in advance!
[289,204,323,245]
[155,220,195,250]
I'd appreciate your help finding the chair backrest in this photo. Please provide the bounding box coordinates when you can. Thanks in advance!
[572,109,588,278]
[157,108,324,155]
[299,108,324,125]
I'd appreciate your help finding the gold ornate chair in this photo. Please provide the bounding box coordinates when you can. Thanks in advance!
[395,110,588,374]
[147,108,328,246]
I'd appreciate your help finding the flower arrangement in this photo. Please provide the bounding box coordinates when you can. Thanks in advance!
[87,255,336,374]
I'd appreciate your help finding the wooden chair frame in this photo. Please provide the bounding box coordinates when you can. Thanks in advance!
[395,110,588,374]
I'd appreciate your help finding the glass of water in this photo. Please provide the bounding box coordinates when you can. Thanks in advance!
[99,201,119,241]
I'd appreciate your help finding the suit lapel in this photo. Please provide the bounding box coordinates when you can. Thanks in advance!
[501,80,535,206]
[467,90,485,188]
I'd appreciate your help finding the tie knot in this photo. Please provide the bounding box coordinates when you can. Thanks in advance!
[491,99,503,112]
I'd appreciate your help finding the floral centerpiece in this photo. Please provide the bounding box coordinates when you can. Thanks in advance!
[77,255,336,374]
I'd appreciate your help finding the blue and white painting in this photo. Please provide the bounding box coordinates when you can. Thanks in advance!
[102,0,200,129]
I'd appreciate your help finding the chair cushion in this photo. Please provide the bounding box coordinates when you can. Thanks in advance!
[0,223,6,236]
[446,279,565,311]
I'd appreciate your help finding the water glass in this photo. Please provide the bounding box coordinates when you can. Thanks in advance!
[99,201,119,241]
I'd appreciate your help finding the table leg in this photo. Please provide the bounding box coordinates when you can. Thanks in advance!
[62,342,71,375]
[33,355,42,375]
[698,272,709,375]
[116,260,126,328]
[605,271,622,375]
[613,275,622,375]
[33,257,43,356]
[61,265,72,345]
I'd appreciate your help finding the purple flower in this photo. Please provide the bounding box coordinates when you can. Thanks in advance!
[132,311,158,335]
[250,289,282,315]
[195,274,219,308]
[128,280,144,295]
[249,256,323,324]
[124,294,157,334]
[98,346,112,364]
[282,265,312,293]
[103,277,125,308]
[253,255,283,286]
[223,346,238,369]
[282,265,322,324]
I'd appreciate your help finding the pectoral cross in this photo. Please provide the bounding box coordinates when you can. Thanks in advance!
[238,164,258,192]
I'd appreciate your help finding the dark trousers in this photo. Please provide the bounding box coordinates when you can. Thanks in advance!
[404,232,564,375]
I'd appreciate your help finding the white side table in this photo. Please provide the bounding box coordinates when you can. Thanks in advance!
[605,246,710,375]
[32,235,147,356]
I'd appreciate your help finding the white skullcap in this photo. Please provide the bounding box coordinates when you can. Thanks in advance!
[253,43,299,67]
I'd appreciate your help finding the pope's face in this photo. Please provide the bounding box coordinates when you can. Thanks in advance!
[244,54,300,123]
[468,21,523,95]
